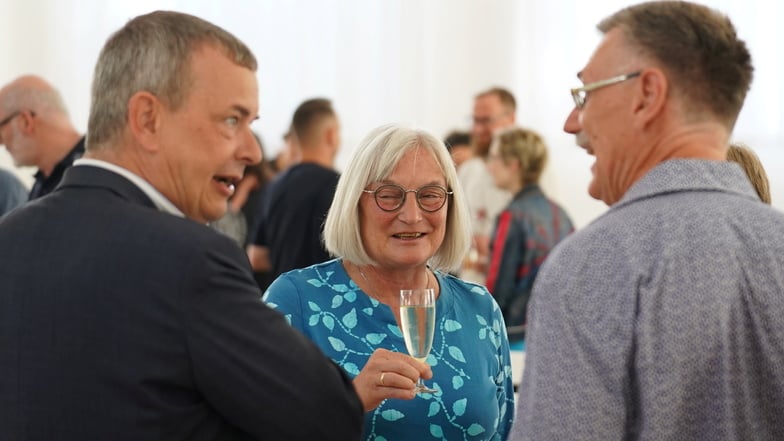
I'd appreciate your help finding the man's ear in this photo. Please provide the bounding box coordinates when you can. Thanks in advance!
[633,68,668,126]
[18,110,37,135]
[127,91,162,152]
[325,123,339,149]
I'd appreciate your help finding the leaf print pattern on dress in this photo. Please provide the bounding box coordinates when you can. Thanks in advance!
[265,262,514,440]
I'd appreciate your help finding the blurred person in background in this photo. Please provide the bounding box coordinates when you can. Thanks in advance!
[443,130,472,168]
[247,98,341,288]
[0,167,27,216]
[727,141,771,204]
[0,75,84,200]
[485,127,574,341]
[244,128,297,290]
[458,87,516,283]
[210,132,277,247]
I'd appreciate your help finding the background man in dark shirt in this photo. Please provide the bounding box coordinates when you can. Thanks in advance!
[0,75,84,200]
[248,98,341,288]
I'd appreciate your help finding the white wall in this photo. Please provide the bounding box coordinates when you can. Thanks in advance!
[1,0,782,227]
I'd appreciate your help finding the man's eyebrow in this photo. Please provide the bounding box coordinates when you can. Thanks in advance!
[231,104,254,119]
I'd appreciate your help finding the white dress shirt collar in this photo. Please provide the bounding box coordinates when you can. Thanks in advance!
[73,158,185,218]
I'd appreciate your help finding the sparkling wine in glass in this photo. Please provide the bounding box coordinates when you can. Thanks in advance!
[399,288,437,394]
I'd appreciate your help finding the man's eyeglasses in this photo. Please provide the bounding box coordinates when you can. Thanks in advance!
[570,72,641,109]
[363,184,453,213]
[0,111,23,129]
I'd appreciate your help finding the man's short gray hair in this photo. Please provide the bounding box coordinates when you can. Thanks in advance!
[86,10,257,151]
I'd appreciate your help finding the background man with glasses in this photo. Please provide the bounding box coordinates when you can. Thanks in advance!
[512,2,784,440]
[458,86,516,283]
[0,75,84,200]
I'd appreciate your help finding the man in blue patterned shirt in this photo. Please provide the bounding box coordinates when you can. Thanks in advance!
[512,2,784,440]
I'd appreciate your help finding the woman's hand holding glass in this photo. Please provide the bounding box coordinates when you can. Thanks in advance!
[352,348,432,412]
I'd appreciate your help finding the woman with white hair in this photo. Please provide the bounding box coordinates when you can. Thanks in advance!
[265,123,513,440]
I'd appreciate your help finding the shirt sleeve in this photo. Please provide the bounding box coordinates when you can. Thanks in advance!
[263,272,306,330]
[181,238,363,440]
[486,210,523,310]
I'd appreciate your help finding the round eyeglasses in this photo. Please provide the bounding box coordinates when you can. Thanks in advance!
[362,184,452,213]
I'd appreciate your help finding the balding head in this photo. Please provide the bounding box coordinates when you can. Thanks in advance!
[0,75,69,117]
[0,75,80,174]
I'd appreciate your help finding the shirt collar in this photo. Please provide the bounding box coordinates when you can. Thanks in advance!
[73,158,185,218]
[616,159,758,209]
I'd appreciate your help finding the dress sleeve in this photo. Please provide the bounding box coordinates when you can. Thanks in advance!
[181,238,363,440]
[263,273,306,330]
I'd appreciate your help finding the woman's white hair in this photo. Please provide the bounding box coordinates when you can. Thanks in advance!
[323,123,472,272]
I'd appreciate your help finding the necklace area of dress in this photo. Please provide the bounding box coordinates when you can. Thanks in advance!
[355,263,433,303]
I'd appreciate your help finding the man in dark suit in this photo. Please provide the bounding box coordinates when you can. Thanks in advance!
[0,11,363,441]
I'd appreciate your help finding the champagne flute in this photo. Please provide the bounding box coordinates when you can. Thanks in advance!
[399,288,437,394]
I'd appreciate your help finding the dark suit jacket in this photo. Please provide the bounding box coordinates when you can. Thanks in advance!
[0,165,363,440]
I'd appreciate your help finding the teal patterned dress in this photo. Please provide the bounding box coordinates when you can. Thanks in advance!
[264,259,514,440]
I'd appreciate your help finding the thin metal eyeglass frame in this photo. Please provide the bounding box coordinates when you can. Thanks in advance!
[363,184,453,213]
[570,71,641,108]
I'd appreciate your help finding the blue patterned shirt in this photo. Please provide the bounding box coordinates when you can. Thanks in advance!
[265,259,514,440]
[512,159,784,440]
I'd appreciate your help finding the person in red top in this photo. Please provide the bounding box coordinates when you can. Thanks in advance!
[485,127,574,338]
